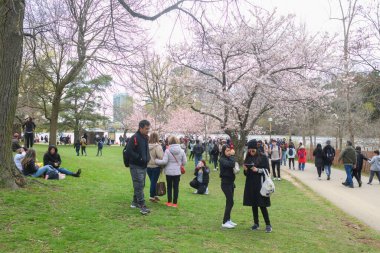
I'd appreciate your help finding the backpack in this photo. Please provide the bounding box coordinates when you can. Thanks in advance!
[326,147,334,161]
[260,169,275,197]
[46,169,59,180]
[288,148,294,156]
[194,145,203,155]
[123,136,137,167]
[299,150,305,159]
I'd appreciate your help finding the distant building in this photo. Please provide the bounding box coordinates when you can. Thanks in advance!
[113,93,133,123]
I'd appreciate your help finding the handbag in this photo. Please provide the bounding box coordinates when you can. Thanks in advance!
[169,151,186,174]
[233,162,240,174]
[156,171,166,196]
[260,169,275,197]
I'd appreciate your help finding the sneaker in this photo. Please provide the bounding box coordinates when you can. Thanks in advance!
[73,169,82,177]
[348,184,354,188]
[359,181,362,187]
[149,198,157,203]
[222,222,235,229]
[130,202,137,208]
[251,224,260,230]
[140,205,151,215]
[213,168,218,171]
[368,182,372,185]
[278,178,281,181]
[205,188,209,195]
[327,175,330,180]
[154,196,160,201]
[274,177,278,181]
[171,204,178,208]
[342,182,348,186]
[266,225,272,233]
[228,220,237,226]
[165,202,173,207]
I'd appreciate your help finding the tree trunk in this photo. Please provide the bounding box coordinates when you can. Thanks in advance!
[226,129,247,164]
[0,0,27,188]
[49,93,62,145]
[74,118,80,143]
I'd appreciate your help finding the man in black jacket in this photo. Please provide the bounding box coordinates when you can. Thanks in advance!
[43,145,81,177]
[352,146,368,187]
[125,120,151,215]
[322,140,335,180]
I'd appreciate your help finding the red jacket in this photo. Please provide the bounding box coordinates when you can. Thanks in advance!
[297,148,307,163]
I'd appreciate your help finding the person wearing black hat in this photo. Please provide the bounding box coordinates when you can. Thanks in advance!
[243,139,272,233]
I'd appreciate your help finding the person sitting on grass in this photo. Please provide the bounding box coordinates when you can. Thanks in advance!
[43,145,81,177]
[190,160,210,195]
[14,147,27,172]
[22,149,55,179]
[12,133,22,152]
[368,150,380,185]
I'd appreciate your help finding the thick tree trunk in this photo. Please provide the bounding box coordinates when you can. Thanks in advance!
[73,119,80,143]
[226,129,247,164]
[0,0,27,188]
[49,94,61,145]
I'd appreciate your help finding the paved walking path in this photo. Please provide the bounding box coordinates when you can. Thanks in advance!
[282,163,380,232]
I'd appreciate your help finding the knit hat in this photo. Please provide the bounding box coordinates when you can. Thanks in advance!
[247,139,258,149]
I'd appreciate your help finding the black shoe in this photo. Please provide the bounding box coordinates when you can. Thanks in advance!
[348,184,354,188]
[73,169,82,177]
[327,176,330,180]
[251,224,260,231]
[359,181,362,187]
[265,225,272,233]
[342,182,348,186]
[140,205,151,215]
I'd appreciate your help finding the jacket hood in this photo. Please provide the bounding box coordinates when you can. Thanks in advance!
[149,143,160,151]
[169,144,182,155]
[48,145,58,154]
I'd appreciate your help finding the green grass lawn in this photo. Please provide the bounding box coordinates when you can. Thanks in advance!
[1,144,379,253]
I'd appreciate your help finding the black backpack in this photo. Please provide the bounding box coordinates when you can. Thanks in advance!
[123,136,137,167]
[288,148,294,156]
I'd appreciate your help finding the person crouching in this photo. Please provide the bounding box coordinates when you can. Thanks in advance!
[190,160,210,194]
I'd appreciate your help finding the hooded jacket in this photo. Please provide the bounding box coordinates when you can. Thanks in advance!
[297,147,307,163]
[155,144,187,176]
[148,143,164,168]
[219,154,236,184]
[125,131,150,167]
[339,146,356,165]
[43,145,61,169]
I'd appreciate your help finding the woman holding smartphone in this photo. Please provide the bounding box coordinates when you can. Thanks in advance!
[243,139,272,233]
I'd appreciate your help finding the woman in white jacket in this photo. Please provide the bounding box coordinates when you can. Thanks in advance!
[156,136,187,208]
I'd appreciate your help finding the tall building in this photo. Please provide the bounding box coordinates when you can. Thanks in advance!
[113,93,133,123]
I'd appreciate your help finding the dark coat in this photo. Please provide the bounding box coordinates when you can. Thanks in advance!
[23,159,37,176]
[322,145,335,166]
[313,148,324,168]
[243,154,271,207]
[125,131,150,167]
[219,155,235,184]
[12,139,21,152]
[355,151,368,171]
[194,166,210,185]
[43,146,62,169]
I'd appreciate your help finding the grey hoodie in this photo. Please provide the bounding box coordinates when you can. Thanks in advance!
[369,155,380,172]
[155,144,187,176]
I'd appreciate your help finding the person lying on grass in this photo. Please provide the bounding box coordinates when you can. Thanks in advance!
[43,145,81,177]
[22,149,55,180]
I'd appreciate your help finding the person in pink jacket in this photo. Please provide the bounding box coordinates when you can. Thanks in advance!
[297,146,307,171]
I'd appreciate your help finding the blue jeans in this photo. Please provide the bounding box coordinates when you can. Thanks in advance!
[324,165,331,176]
[299,163,305,171]
[281,152,287,166]
[344,164,353,186]
[56,167,75,176]
[147,167,161,198]
[194,155,202,168]
[32,165,53,178]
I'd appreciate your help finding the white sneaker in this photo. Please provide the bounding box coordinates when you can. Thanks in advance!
[222,222,235,229]
[278,178,281,181]
[274,178,278,181]
[193,190,198,194]
[318,177,321,180]
[228,220,237,226]
[205,188,209,195]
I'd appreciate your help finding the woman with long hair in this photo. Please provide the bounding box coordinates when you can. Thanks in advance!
[22,149,54,179]
[243,139,272,233]
[147,132,164,203]
[219,144,237,229]
[313,143,324,180]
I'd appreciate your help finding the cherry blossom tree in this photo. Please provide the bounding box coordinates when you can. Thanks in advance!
[171,7,333,161]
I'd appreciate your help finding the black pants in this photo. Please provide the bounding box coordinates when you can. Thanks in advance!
[271,160,281,178]
[317,166,323,177]
[369,171,380,183]
[351,169,362,184]
[189,151,194,160]
[166,175,181,204]
[81,146,87,156]
[212,155,218,170]
[289,158,295,169]
[252,206,271,226]
[24,132,34,148]
[221,183,234,224]
[190,179,207,194]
